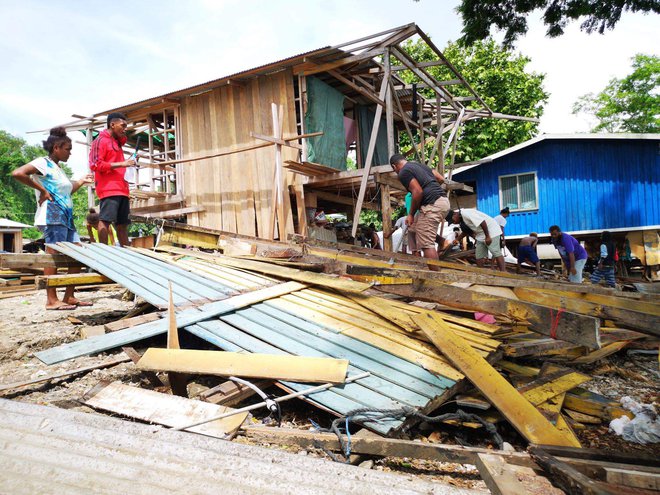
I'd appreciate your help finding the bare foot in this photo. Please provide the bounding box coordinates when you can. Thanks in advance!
[46,302,77,311]
[63,297,93,307]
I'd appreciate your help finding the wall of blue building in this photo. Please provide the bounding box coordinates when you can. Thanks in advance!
[454,139,660,237]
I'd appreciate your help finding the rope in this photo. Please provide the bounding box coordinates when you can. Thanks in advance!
[549,308,565,339]
[313,406,503,462]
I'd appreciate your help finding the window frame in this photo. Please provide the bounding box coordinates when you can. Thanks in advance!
[498,171,539,212]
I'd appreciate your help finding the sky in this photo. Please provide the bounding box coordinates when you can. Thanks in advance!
[1,0,658,176]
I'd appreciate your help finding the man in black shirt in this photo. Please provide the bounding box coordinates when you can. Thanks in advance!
[390,154,450,260]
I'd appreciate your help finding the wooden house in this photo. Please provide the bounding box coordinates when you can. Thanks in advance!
[452,134,660,267]
[53,24,533,247]
[0,219,32,253]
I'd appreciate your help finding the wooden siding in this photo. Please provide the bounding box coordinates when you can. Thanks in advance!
[180,70,298,238]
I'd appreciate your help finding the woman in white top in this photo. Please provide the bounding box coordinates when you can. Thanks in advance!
[12,127,93,310]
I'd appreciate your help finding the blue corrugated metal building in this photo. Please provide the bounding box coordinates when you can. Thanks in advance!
[453,134,660,238]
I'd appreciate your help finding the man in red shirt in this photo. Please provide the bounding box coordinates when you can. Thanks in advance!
[89,112,135,246]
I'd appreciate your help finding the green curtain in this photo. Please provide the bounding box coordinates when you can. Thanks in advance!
[304,77,346,170]
[356,105,389,168]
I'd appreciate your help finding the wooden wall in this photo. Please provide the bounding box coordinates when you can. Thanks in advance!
[179,69,298,238]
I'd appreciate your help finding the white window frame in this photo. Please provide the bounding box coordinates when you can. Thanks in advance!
[498,171,539,212]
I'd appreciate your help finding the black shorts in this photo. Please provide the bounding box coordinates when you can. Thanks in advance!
[99,195,131,225]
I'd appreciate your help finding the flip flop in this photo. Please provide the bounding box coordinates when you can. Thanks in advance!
[46,304,77,311]
[74,301,93,307]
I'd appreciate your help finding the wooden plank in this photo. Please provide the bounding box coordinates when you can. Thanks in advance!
[0,253,83,270]
[518,370,592,406]
[163,248,371,293]
[503,338,581,357]
[382,281,601,349]
[35,281,308,365]
[529,446,619,495]
[572,341,629,364]
[38,272,112,289]
[514,287,659,337]
[536,445,660,468]
[199,379,272,406]
[242,426,533,466]
[350,65,390,238]
[414,312,576,446]
[104,313,161,332]
[532,288,660,316]
[605,467,660,490]
[475,453,564,495]
[137,348,349,383]
[563,389,631,421]
[83,381,247,439]
[563,409,602,424]
[0,355,130,394]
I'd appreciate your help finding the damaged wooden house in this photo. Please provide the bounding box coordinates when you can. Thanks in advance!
[54,23,535,247]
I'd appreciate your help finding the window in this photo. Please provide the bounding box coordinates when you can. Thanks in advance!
[498,172,538,211]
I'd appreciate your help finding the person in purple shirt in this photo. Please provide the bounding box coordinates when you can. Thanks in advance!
[549,225,588,283]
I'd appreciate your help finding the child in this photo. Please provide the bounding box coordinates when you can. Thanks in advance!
[590,231,616,288]
[86,208,117,245]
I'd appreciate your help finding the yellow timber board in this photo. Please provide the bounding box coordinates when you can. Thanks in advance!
[138,348,349,383]
[415,312,577,446]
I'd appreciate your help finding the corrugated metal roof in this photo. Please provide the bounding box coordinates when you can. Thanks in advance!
[0,218,32,229]
[0,399,472,495]
[453,133,660,176]
[35,244,471,436]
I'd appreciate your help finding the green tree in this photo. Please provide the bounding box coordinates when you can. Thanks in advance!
[572,54,659,133]
[457,0,659,48]
[0,130,89,239]
[401,38,548,164]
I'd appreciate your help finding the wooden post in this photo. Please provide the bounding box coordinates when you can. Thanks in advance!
[147,115,156,193]
[351,51,388,238]
[86,125,95,209]
[380,184,392,251]
[298,75,308,162]
[269,103,287,241]
[418,98,425,163]
[384,48,395,157]
[167,282,188,397]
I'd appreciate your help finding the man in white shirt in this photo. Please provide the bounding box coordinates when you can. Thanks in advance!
[493,207,510,253]
[448,208,505,271]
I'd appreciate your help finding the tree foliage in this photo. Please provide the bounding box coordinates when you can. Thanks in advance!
[572,54,659,133]
[0,130,89,239]
[457,0,660,48]
[400,38,548,164]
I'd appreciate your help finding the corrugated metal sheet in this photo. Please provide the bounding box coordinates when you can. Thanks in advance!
[37,245,462,436]
[455,138,660,236]
[0,399,471,495]
[48,243,257,308]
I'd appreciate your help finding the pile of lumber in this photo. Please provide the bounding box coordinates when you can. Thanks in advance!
[1,231,658,494]
[0,268,37,299]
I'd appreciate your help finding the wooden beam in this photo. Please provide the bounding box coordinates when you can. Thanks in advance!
[242,426,533,465]
[381,281,601,349]
[0,253,83,270]
[38,272,112,289]
[0,354,130,394]
[295,48,384,76]
[351,69,390,238]
[384,47,395,157]
[307,190,380,211]
[415,312,576,446]
[529,446,620,495]
[137,348,349,383]
[83,381,247,439]
[374,172,406,191]
[158,247,371,293]
[381,184,393,251]
[514,287,659,337]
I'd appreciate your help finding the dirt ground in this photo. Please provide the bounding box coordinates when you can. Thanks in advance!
[1,287,658,491]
